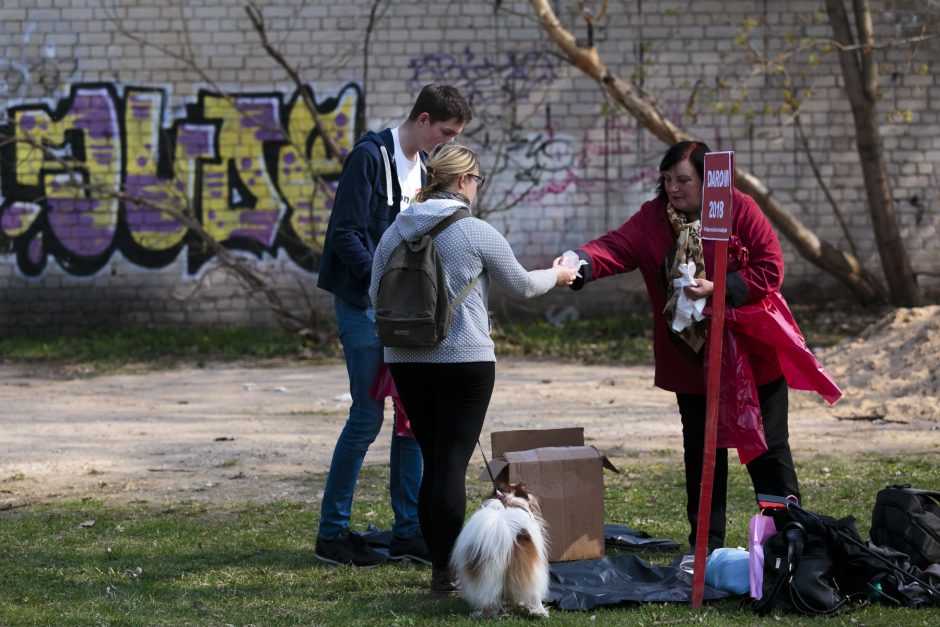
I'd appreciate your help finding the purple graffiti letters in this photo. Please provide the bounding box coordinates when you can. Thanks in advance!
[0,82,361,276]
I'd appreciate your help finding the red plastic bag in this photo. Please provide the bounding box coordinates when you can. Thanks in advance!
[704,291,841,465]
[715,326,767,465]
[369,363,413,438]
[724,292,842,404]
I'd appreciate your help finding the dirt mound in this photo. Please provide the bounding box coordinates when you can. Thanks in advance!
[817,306,940,424]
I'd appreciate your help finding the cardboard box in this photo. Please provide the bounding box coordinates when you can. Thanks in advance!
[481,427,617,562]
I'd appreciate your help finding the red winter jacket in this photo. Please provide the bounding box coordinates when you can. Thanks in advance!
[577,190,784,394]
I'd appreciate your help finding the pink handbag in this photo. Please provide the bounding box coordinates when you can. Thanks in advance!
[748,513,777,599]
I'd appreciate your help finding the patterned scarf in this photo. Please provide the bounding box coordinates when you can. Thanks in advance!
[426,189,470,208]
[664,204,707,353]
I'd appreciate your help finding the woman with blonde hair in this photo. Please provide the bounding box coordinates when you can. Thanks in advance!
[370,142,576,595]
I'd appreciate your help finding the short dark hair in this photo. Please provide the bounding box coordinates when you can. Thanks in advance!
[654,140,711,199]
[408,84,472,125]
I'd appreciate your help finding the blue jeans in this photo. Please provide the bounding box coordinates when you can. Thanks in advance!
[318,298,422,539]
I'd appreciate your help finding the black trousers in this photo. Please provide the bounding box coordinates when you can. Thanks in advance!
[676,377,800,550]
[389,361,496,570]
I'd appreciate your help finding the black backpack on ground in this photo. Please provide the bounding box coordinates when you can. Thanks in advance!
[375,209,478,348]
[871,485,940,570]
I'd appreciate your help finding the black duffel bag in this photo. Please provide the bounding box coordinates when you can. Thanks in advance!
[871,485,940,570]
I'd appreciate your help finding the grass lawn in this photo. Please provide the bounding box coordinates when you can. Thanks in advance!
[2,453,938,625]
[1,307,929,624]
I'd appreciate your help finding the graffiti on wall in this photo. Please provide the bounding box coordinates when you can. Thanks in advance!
[408,46,582,208]
[0,22,80,100]
[408,45,559,108]
[0,82,361,276]
[1,45,663,281]
[409,47,659,216]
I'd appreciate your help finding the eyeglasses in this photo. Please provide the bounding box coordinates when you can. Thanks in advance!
[467,173,486,189]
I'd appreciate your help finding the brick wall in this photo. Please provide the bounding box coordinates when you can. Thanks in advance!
[1,0,938,332]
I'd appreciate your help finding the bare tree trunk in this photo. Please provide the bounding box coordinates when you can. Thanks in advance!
[823,0,921,306]
[528,0,885,301]
[359,0,385,135]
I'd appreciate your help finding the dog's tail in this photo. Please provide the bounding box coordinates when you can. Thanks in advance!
[505,524,550,615]
[452,504,549,609]
[451,504,516,606]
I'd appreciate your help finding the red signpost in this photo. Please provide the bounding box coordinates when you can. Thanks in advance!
[690,151,734,609]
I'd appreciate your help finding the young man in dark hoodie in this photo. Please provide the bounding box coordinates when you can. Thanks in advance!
[315,85,472,567]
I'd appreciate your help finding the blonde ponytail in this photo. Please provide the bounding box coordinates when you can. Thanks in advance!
[415,143,479,202]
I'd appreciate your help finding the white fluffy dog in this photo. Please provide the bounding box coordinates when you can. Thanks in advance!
[450,483,550,618]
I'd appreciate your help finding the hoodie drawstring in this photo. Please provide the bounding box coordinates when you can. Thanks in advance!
[379,145,394,207]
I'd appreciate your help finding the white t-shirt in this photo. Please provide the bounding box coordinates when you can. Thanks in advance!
[391,126,423,210]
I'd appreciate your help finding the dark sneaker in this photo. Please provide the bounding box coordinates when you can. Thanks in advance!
[315,529,388,568]
[428,565,459,597]
[389,533,431,565]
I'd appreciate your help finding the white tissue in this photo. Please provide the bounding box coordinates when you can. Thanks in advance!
[561,250,587,278]
[671,261,706,332]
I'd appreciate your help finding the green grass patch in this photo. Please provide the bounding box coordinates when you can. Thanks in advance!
[0,325,342,374]
[2,456,937,625]
[0,305,890,375]
[494,316,655,364]
[490,303,883,365]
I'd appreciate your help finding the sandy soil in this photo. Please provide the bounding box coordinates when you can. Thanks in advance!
[2,306,939,509]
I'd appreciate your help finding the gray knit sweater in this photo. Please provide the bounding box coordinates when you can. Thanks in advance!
[368,198,557,363]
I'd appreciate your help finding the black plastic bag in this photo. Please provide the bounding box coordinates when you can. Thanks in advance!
[548,554,734,611]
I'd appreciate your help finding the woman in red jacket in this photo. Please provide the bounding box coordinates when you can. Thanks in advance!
[567,140,838,552]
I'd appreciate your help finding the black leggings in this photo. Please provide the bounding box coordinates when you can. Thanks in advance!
[389,361,495,570]
[677,377,800,550]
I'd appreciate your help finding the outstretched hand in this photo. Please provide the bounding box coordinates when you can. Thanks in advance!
[552,256,578,287]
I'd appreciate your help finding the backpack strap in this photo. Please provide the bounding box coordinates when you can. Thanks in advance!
[425,207,480,307]
[451,274,481,308]
[427,207,471,238]
[885,485,940,506]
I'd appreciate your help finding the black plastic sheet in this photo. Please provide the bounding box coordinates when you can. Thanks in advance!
[361,524,733,609]
[361,523,679,553]
[548,554,736,610]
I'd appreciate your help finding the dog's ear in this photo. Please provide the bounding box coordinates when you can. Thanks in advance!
[510,483,531,500]
[512,483,543,514]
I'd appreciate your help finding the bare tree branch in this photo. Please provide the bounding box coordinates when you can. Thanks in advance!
[853,0,878,101]
[106,2,337,214]
[359,0,385,134]
[528,0,885,301]
[794,115,859,260]
[824,0,920,305]
[245,2,345,165]
[823,31,937,52]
